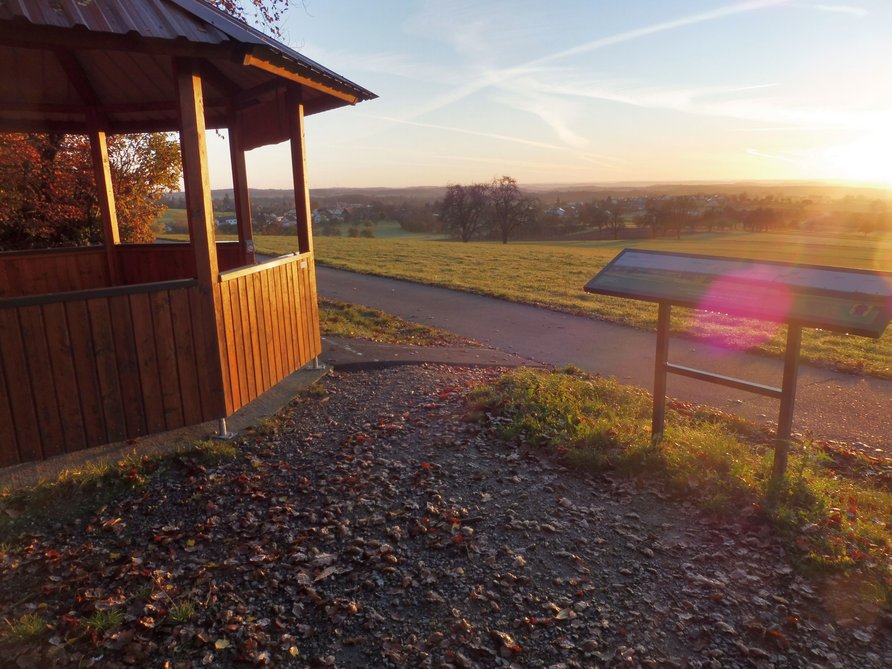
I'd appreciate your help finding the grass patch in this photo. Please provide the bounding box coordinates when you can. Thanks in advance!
[0,441,238,546]
[319,297,475,347]
[469,367,892,607]
[83,607,123,634]
[168,600,196,624]
[2,613,46,643]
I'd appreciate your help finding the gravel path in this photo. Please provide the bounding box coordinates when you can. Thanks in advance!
[2,364,889,668]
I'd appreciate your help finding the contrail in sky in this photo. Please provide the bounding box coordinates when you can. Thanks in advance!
[405,0,792,122]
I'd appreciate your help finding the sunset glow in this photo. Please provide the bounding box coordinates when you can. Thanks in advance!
[205,1,892,189]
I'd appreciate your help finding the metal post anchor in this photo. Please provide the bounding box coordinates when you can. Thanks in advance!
[213,418,236,441]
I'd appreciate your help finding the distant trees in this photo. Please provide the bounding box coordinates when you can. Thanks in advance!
[438,176,537,243]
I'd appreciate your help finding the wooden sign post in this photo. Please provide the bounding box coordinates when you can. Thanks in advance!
[585,249,892,479]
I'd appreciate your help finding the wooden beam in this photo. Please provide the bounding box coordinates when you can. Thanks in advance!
[244,52,358,105]
[286,86,313,254]
[87,110,121,285]
[228,120,256,266]
[175,58,227,421]
[175,59,218,289]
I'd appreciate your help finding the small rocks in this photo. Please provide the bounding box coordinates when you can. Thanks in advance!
[0,364,888,669]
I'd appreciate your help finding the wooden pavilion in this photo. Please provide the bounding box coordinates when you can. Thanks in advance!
[0,0,376,465]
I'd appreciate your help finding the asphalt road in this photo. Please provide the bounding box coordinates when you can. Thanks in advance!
[316,265,892,454]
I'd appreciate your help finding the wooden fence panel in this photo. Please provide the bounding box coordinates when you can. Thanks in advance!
[217,253,319,412]
[0,282,226,465]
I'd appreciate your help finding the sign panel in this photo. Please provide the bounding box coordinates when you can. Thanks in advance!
[584,249,892,338]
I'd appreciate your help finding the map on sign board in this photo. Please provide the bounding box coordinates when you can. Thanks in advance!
[584,249,892,338]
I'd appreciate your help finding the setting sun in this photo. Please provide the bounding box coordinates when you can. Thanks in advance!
[825,130,892,186]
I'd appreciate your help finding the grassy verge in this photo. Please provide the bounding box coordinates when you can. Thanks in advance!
[299,236,892,379]
[468,367,892,608]
[0,441,236,547]
[318,297,476,347]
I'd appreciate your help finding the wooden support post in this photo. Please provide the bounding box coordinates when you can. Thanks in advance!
[175,59,219,290]
[87,112,120,285]
[287,86,313,254]
[229,119,255,266]
[772,323,802,480]
[175,58,227,421]
[652,302,671,444]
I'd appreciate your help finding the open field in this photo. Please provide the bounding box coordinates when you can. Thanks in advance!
[159,230,892,378]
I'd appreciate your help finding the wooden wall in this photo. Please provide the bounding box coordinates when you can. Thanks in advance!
[0,281,226,466]
[217,252,320,415]
[0,243,244,299]
[117,242,243,284]
[0,247,109,298]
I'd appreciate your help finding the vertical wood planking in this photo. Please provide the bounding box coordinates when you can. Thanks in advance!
[0,309,42,462]
[297,262,312,364]
[285,261,301,370]
[281,264,295,373]
[236,277,256,402]
[0,342,19,466]
[42,302,88,452]
[228,280,249,406]
[216,282,239,415]
[149,291,185,430]
[190,286,227,420]
[129,292,166,434]
[18,305,65,458]
[86,299,128,444]
[108,295,147,438]
[169,289,203,427]
[253,272,278,389]
[65,300,106,447]
[308,256,322,357]
[269,266,286,383]
[244,274,263,397]
[292,262,305,365]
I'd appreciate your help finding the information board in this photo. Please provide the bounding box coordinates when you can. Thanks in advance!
[584,249,892,338]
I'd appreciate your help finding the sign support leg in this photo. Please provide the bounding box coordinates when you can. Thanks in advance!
[773,323,802,480]
[652,302,671,444]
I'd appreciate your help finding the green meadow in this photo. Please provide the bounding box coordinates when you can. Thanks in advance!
[164,227,892,379]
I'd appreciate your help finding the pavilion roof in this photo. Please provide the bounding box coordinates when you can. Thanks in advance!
[0,0,376,148]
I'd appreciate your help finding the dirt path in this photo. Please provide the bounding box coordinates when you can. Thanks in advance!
[2,365,887,668]
[317,266,892,454]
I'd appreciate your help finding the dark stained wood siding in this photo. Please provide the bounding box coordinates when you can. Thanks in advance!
[0,281,226,465]
[117,242,243,284]
[0,243,245,299]
[0,247,109,297]
[217,252,320,414]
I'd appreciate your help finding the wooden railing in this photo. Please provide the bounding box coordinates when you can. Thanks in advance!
[0,246,110,298]
[217,252,321,414]
[0,281,226,466]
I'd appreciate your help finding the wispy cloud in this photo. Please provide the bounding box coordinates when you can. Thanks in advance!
[401,0,792,122]
[792,3,869,16]
[367,115,622,167]
[745,148,805,165]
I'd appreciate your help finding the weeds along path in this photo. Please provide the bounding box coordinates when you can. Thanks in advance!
[316,265,892,455]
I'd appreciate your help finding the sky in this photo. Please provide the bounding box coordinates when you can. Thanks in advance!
[205,0,892,190]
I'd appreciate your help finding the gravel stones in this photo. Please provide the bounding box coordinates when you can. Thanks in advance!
[0,364,889,668]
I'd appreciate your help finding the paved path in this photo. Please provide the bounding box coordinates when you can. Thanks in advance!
[317,266,892,454]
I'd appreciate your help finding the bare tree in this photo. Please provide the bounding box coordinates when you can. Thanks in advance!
[603,197,625,240]
[488,176,531,244]
[439,183,489,242]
